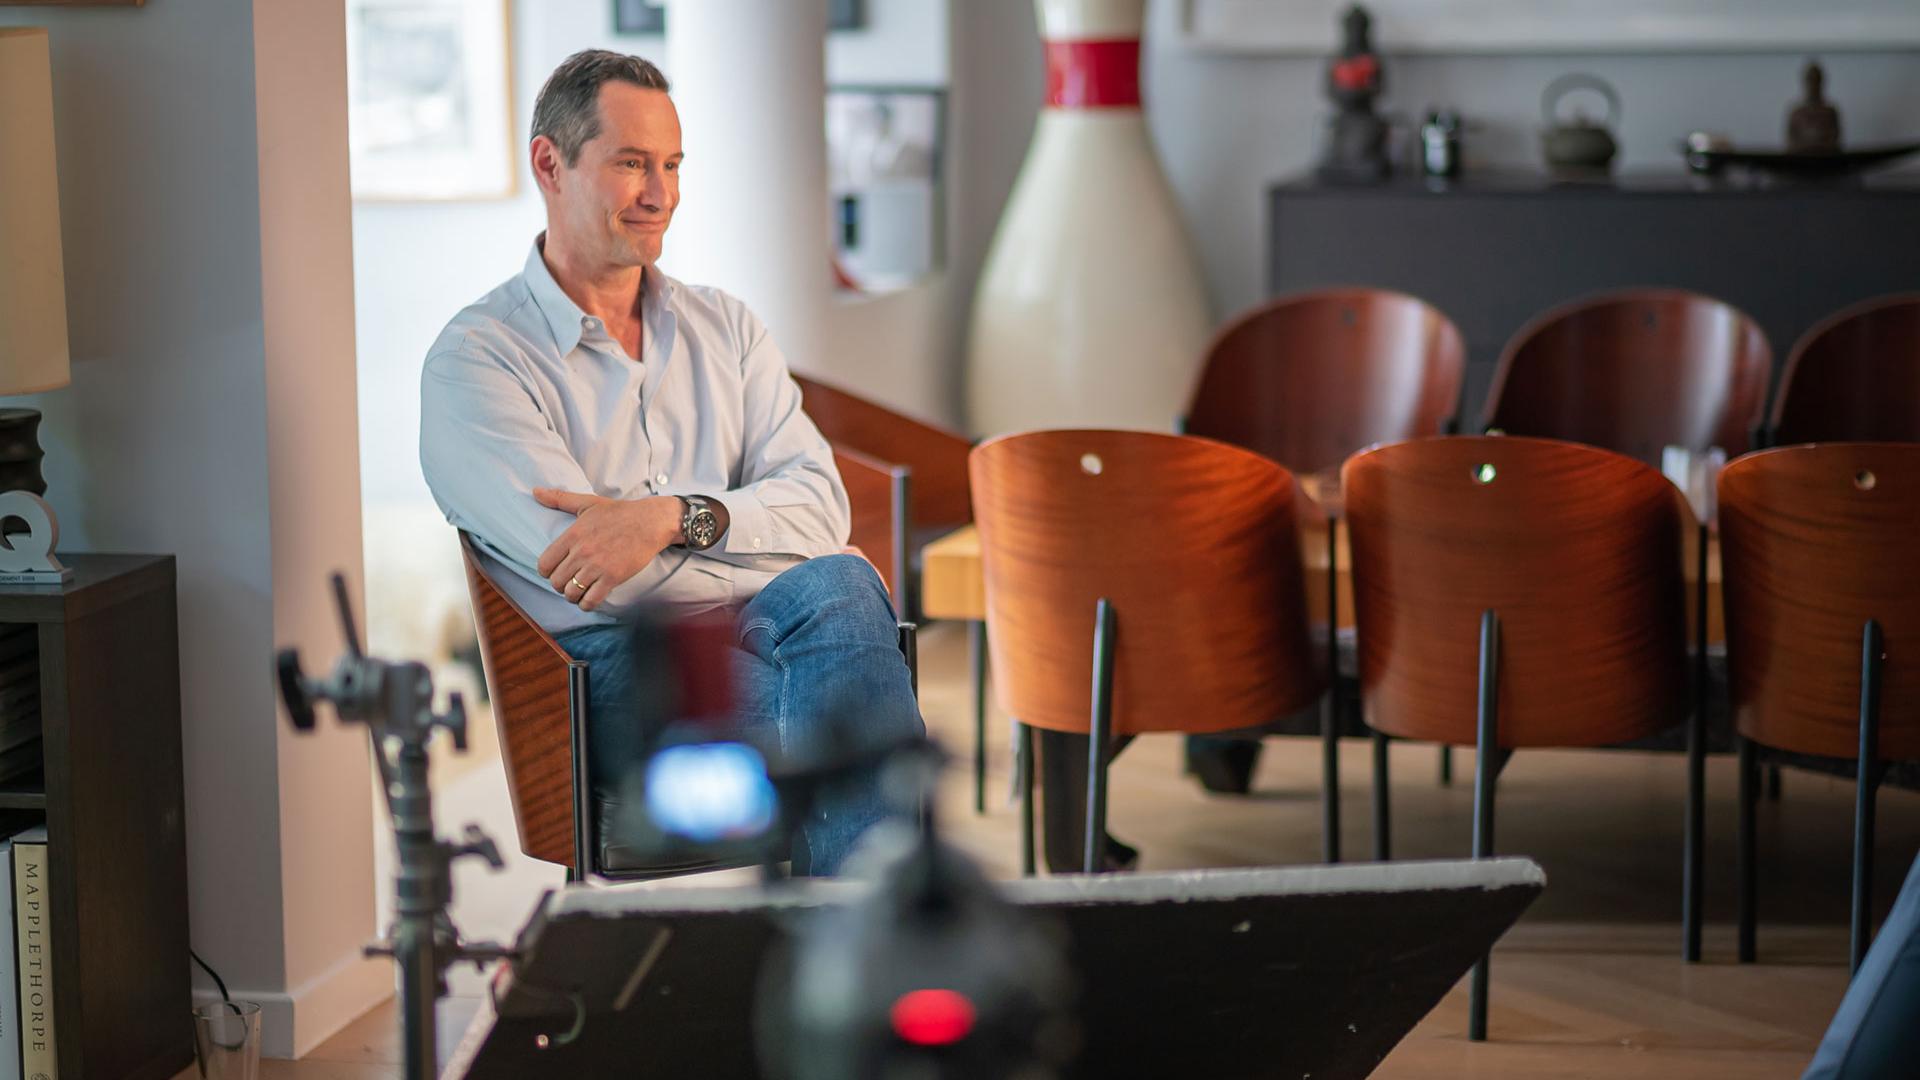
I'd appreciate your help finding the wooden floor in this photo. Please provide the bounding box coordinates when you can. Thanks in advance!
[202,620,1917,1078]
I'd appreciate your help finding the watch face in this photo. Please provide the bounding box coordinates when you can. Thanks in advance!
[687,508,719,549]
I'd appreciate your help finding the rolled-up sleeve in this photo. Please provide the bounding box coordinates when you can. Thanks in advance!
[704,309,851,562]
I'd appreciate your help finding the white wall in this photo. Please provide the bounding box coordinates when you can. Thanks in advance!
[828,0,949,85]
[0,0,378,1060]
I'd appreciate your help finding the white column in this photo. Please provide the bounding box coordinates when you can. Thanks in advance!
[665,0,830,373]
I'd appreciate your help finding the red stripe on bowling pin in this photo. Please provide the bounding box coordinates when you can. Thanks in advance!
[1044,39,1141,109]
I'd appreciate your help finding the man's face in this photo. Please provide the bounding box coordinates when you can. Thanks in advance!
[544,82,682,268]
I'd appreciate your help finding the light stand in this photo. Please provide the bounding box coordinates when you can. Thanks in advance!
[276,573,513,1079]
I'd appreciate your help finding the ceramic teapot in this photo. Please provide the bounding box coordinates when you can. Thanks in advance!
[1540,73,1620,173]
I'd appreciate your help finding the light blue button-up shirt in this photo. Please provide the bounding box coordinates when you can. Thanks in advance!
[420,239,850,634]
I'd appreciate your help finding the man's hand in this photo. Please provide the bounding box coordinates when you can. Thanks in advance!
[533,488,684,611]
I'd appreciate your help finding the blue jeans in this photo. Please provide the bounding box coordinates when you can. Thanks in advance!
[556,554,923,875]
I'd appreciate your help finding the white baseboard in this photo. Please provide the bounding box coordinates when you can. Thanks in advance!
[193,952,392,1059]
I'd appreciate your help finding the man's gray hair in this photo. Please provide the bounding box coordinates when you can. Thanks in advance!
[532,49,670,166]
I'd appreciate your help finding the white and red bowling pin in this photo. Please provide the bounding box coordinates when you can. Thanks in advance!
[966,0,1212,436]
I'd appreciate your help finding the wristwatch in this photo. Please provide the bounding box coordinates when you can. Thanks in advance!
[680,495,721,551]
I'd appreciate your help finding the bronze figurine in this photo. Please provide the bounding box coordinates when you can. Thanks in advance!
[1786,60,1842,154]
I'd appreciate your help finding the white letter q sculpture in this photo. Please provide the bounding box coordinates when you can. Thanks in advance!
[0,491,71,584]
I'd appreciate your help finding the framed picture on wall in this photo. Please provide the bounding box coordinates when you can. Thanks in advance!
[613,0,865,35]
[832,0,867,29]
[346,0,516,201]
[611,0,666,34]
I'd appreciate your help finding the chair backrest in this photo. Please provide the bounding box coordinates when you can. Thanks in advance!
[832,446,906,601]
[1342,436,1687,748]
[1718,444,1920,760]
[1184,288,1466,477]
[795,373,973,530]
[458,531,581,867]
[1484,289,1772,465]
[969,430,1325,736]
[1771,294,1920,446]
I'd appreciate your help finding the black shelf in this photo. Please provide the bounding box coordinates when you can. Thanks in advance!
[1270,173,1920,420]
[0,768,45,810]
[0,555,188,1080]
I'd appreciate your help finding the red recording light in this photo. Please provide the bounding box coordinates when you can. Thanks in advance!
[890,988,977,1046]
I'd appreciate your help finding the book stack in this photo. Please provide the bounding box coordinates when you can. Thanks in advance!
[0,629,36,786]
[0,825,51,1080]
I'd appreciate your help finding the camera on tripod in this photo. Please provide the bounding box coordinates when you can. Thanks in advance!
[596,609,1081,1079]
[276,575,1075,1080]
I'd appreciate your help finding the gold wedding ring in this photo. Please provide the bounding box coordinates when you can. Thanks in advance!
[568,575,587,592]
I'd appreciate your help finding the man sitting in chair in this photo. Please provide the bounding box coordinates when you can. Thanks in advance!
[419,50,923,876]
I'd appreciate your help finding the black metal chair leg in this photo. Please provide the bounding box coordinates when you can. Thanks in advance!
[1470,609,1504,1043]
[1854,764,1884,977]
[897,622,919,699]
[1438,745,1453,787]
[1853,619,1885,976]
[1019,721,1036,877]
[1085,599,1117,874]
[1371,730,1391,861]
[1322,515,1341,863]
[1685,524,1708,963]
[1683,703,1705,962]
[970,619,988,814]
[569,663,594,882]
[1738,735,1758,963]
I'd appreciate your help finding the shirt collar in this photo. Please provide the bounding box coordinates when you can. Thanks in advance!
[522,233,681,357]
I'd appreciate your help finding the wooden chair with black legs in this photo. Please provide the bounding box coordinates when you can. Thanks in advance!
[1182,288,1468,861]
[831,446,910,608]
[1484,288,1772,466]
[458,531,918,883]
[1343,436,1693,1041]
[1184,288,1466,477]
[794,373,973,622]
[1719,444,1920,976]
[969,430,1326,876]
[1770,293,1920,446]
[793,374,985,807]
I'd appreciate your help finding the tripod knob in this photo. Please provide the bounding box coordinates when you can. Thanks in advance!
[276,650,316,732]
[436,691,470,752]
[455,824,504,871]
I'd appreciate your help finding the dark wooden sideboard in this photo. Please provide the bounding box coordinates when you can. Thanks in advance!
[0,556,188,1080]
[1268,171,1920,422]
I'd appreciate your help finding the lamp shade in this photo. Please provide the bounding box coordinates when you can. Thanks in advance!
[0,28,70,397]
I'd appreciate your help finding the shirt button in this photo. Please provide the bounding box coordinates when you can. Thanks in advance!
[655,473,668,485]
[753,537,763,549]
